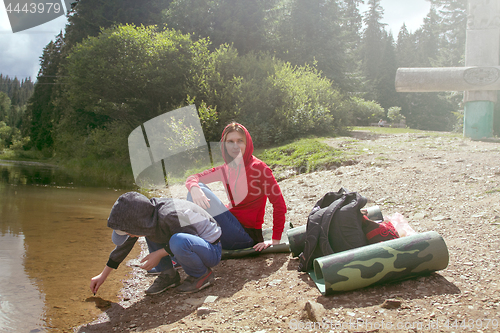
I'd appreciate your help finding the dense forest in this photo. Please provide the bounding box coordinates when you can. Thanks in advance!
[2,0,498,183]
[0,75,34,149]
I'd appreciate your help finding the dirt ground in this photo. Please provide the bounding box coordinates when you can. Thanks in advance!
[76,130,500,333]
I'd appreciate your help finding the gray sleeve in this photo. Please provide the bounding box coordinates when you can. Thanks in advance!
[181,209,222,243]
[106,236,138,269]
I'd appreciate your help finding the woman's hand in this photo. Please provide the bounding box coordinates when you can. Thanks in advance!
[190,186,211,209]
[253,239,280,252]
[140,248,169,271]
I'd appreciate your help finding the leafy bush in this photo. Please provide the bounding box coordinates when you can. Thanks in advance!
[64,24,210,125]
[387,106,405,124]
[194,46,345,145]
[345,97,385,126]
[0,121,22,149]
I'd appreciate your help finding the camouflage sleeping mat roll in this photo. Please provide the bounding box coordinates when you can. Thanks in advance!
[309,231,449,295]
[221,223,292,259]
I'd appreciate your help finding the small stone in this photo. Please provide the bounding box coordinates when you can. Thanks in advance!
[267,279,282,287]
[432,215,450,221]
[203,295,218,303]
[197,306,216,317]
[412,212,426,220]
[381,299,402,309]
[304,300,325,322]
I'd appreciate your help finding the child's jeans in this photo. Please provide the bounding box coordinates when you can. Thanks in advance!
[146,233,221,277]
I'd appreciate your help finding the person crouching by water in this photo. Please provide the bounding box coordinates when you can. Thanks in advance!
[90,192,222,295]
[186,122,287,251]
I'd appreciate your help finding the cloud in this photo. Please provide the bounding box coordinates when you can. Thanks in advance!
[0,2,68,80]
[382,0,431,34]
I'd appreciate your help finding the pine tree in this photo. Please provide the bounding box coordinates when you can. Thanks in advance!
[26,32,64,150]
[360,0,386,100]
[64,0,172,48]
[375,31,399,111]
[396,23,418,67]
[430,0,467,67]
[266,0,351,89]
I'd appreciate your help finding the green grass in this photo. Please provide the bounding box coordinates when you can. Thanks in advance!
[256,137,348,174]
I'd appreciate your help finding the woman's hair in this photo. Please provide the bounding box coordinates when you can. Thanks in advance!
[221,122,246,144]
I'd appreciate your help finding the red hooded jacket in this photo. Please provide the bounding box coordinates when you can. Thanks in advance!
[185,123,287,240]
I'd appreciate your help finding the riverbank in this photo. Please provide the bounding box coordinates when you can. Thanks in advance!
[0,148,135,189]
[76,129,500,333]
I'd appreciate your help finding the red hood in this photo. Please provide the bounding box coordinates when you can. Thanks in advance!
[220,123,254,166]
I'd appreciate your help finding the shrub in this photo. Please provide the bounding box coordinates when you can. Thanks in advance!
[194,47,345,145]
[387,106,405,124]
[345,97,385,126]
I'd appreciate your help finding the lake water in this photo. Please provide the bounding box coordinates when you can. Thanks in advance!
[0,160,140,332]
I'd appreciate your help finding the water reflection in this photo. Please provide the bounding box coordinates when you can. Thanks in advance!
[0,160,72,187]
[0,233,45,332]
[0,161,140,332]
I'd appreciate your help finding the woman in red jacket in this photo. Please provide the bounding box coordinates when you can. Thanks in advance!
[186,122,287,251]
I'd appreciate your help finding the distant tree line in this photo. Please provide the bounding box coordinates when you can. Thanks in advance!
[0,75,34,149]
[8,0,495,168]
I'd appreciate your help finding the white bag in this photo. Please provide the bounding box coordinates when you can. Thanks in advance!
[385,213,417,237]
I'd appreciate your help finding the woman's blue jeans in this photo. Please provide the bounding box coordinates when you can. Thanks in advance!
[146,233,221,277]
[187,183,255,250]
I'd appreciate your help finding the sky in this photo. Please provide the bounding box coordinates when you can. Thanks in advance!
[0,0,431,82]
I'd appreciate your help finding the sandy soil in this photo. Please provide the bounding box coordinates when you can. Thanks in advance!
[75,130,500,333]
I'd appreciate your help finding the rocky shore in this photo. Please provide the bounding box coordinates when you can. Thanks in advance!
[76,130,500,333]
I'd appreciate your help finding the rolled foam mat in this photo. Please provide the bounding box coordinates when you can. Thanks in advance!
[221,223,292,259]
[309,231,449,295]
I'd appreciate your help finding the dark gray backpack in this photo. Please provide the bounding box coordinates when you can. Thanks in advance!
[298,188,367,272]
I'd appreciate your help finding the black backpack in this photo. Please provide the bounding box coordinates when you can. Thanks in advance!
[298,188,368,272]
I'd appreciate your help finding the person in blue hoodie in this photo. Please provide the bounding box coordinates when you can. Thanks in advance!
[90,192,222,295]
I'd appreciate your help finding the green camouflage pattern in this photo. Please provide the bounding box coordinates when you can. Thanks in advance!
[309,231,449,295]
[221,224,292,259]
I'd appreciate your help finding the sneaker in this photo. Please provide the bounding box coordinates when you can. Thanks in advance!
[171,259,182,270]
[146,267,162,276]
[176,268,214,294]
[145,270,181,295]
